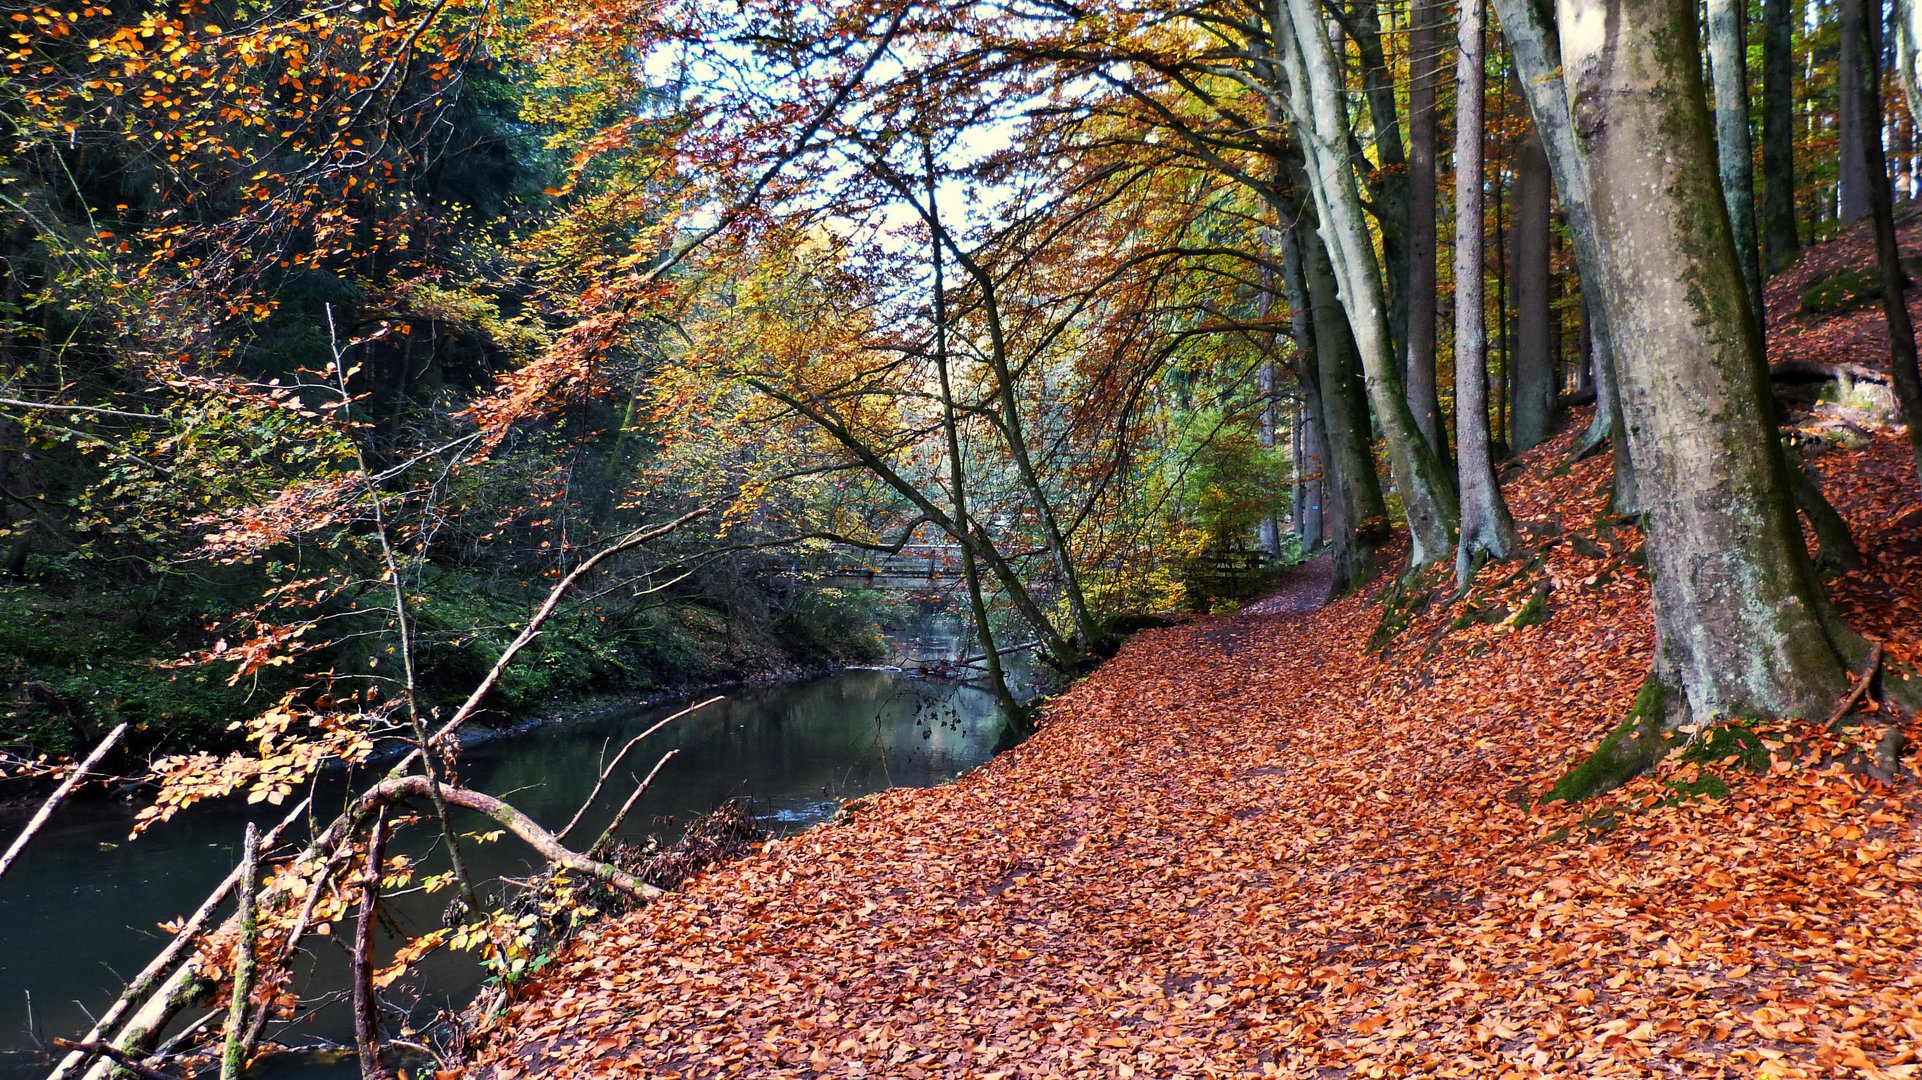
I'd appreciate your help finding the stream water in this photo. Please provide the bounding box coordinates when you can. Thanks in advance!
[0,617,1020,1078]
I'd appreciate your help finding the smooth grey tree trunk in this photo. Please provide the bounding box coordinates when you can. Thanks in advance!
[1489,0,1642,510]
[1258,276,1284,558]
[1509,129,1557,453]
[1839,3,1873,222]
[1707,0,1765,320]
[1898,0,1922,133]
[1454,0,1519,586]
[1273,0,1460,566]
[1349,0,1412,361]
[1557,0,1867,727]
[1405,0,1452,468]
[1760,0,1801,272]
[1291,194,1390,588]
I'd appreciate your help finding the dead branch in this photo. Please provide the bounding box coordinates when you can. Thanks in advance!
[592,749,681,857]
[1827,640,1885,728]
[47,798,310,1080]
[219,823,259,1080]
[48,1040,176,1080]
[0,722,127,883]
[557,697,722,843]
[423,508,710,752]
[366,777,664,900]
[1770,358,1891,385]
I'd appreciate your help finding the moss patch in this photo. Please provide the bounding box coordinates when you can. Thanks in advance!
[1545,678,1679,804]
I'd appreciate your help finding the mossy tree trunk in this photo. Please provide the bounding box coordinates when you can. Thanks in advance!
[1556,0,1867,728]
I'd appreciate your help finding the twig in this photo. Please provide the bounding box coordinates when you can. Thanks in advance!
[591,750,680,858]
[219,823,260,1080]
[1827,640,1885,728]
[48,1040,176,1080]
[422,508,711,751]
[0,723,126,883]
[556,698,721,843]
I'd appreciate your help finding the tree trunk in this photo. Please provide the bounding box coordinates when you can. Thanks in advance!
[1296,400,1325,550]
[1557,0,1866,730]
[1288,193,1389,591]
[1258,274,1284,558]
[1455,0,1520,586]
[1405,0,1451,469]
[1490,0,1642,509]
[1349,0,1412,362]
[925,144,1022,717]
[1510,128,1557,453]
[1761,0,1801,272]
[1708,0,1766,318]
[1846,0,1922,486]
[1274,0,1460,566]
[1897,0,1922,137]
[1839,0,1874,222]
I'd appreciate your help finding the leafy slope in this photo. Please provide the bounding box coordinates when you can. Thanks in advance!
[475,430,1922,1079]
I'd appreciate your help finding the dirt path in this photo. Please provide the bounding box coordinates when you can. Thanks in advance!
[476,434,1922,1080]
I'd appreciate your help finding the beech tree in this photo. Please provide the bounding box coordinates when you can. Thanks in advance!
[1545,0,1883,790]
[1453,0,1518,585]
[1271,0,1460,567]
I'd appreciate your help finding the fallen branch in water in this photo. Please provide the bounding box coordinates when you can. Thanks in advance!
[49,1039,176,1080]
[0,722,127,883]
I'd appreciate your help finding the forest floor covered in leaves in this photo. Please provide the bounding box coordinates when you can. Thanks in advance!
[475,424,1922,1079]
[475,226,1922,1078]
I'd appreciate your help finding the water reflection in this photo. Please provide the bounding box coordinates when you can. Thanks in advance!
[0,663,1011,1078]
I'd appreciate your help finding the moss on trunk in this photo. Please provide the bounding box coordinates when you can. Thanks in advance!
[1546,678,1679,803]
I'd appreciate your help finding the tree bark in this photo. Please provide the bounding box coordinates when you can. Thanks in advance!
[1558,0,1866,726]
[1273,0,1460,566]
[1839,0,1874,222]
[219,823,259,1080]
[352,812,390,1080]
[1490,0,1642,509]
[1348,0,1412,362]
[1708,0,1766,317]
[1278,217,1333,561]
[1761,0,1801,272]
[1897,0,1922,134]
[1292,193,1389,591]
[1405,0,1452,469]
[1846,0,1922,486]
[1509,128,1557,453]
[1454,0,1520,586]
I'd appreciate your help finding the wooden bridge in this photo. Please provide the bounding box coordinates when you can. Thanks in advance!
[778,544,971,590]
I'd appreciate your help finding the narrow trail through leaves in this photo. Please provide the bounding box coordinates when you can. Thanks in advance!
[478,432,1922,1079]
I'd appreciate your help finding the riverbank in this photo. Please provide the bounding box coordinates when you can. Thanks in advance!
[473,425,1922,1079]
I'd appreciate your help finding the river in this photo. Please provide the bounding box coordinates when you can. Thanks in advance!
[0,619,1022,1078]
